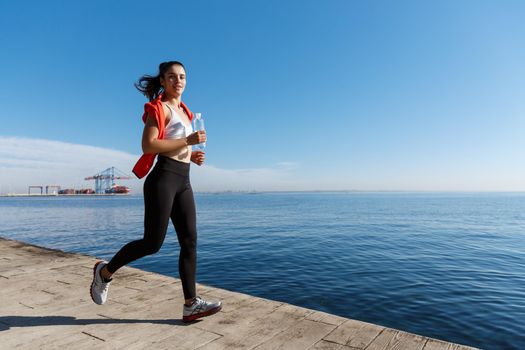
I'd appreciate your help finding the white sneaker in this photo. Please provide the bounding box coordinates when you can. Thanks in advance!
[90,261,111,305]
[183,296,222,322]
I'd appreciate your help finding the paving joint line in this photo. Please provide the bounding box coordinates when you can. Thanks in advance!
[81,331,106,342]
[18,302,35,309]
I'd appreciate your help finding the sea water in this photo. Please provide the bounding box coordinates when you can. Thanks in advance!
[1,192,524,349]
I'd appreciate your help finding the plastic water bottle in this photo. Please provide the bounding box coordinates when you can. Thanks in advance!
[193,112,206,151]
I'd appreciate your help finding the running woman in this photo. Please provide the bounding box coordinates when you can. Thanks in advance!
[90,61,222,322]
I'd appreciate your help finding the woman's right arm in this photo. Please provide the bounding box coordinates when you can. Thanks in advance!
[141,114,206,154]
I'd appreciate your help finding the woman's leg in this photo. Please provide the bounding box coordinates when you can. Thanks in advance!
[171,178,197,301]
[105,168,176,274]
[172,176,222,322]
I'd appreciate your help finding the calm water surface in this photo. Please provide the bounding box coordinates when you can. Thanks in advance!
[1,192,524,349]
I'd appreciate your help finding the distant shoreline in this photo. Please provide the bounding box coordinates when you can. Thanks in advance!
[0,193,130,198]
[1,190,524,198]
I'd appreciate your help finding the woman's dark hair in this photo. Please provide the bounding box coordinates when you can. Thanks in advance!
[135,61,185,101]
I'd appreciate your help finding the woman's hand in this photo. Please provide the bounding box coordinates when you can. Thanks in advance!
[186,130,206,146]
[191,150,206,166]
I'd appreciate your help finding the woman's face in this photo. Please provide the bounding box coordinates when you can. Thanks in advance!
[160,64,186,97]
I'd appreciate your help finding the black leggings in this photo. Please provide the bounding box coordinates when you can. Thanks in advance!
[106,156,197,300]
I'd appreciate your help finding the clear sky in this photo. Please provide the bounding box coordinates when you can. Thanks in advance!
[1,0,524,193]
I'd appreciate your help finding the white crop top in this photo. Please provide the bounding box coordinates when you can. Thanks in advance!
[164,103,193,140]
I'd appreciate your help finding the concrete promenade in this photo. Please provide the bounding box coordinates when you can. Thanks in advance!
[0,237,480,350]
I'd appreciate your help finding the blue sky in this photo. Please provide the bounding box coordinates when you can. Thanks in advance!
[1,0,524,193]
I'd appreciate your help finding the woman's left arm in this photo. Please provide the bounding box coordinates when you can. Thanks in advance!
[191,150,205,166]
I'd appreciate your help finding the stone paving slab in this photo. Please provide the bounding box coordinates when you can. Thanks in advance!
[0,237,481,350]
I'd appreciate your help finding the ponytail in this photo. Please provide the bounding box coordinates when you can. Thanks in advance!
[135,61,185,101]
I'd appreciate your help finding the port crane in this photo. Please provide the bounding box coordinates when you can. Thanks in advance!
[85,167,132,194]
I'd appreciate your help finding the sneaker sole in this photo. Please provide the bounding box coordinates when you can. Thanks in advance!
[182,304,222,323]
[90,261,104,305]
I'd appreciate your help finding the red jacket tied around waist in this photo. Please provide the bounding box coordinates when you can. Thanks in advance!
[132,94,194,179]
